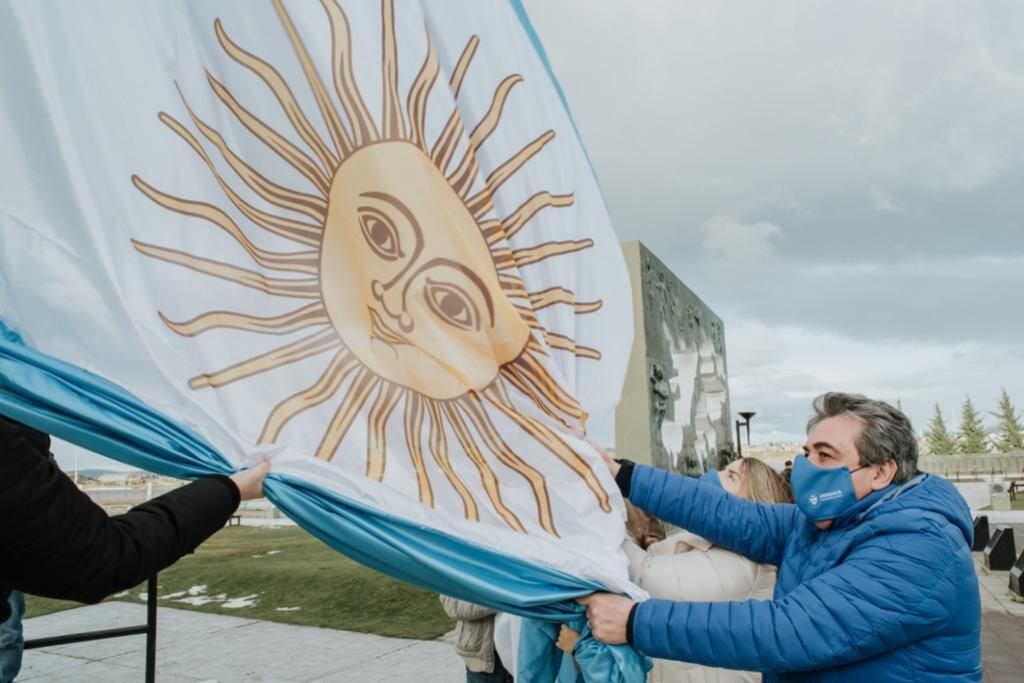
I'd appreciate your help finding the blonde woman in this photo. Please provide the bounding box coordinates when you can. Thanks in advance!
[561,458,792,682]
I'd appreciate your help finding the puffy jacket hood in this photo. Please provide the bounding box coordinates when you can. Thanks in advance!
[848,473,973,547]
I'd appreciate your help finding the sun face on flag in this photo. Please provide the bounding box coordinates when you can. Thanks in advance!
[131,0,611,537]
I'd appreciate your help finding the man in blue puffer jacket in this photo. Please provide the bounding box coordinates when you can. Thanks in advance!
[581,392,982,681]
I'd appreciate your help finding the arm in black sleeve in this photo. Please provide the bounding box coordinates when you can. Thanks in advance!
[0,428,239,604]
[614,459,635,497]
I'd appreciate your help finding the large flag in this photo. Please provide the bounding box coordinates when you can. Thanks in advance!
[0,0,641,666]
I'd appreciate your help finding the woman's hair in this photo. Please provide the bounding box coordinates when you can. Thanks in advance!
[739,457,793,504]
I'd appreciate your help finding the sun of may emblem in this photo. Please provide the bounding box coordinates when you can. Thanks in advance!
[132,0,610,537]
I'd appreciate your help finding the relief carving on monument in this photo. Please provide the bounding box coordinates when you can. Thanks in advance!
[618,243,733,475]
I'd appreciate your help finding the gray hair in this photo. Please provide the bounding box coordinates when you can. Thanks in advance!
[807,392,918,484]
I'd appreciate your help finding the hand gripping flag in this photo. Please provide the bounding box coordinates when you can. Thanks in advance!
[0,2,647,678]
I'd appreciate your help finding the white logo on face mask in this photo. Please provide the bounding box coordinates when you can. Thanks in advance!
[811,490,845,507]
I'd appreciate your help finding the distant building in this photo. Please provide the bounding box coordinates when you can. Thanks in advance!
[93,472,144,487]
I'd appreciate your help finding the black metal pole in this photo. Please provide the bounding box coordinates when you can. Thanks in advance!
[735,420,743,458]
[24,625,148,649]
[146,574,157,683]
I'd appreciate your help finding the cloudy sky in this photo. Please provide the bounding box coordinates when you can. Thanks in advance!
[49,1,1024,470]
[523,0,1024,444]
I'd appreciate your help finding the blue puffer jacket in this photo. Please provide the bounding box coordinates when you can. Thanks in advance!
[627,465,982,682]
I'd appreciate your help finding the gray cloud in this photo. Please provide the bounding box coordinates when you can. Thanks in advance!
[700,214,783,266]
[724,315,1024,443]
[524,0,1024,440]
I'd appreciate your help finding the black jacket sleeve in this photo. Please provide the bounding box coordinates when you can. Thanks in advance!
[0,421,240,605]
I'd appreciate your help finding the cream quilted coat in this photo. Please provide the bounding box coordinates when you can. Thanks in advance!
[624,530,777,682]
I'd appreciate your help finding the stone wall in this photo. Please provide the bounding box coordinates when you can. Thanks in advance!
[920,453,1024,478]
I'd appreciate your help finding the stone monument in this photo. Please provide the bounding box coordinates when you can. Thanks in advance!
[615,241,734,475]
[990,482,1012,512]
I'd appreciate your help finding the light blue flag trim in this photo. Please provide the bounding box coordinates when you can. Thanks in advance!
[519,615,652,683]
[0,323,232,480]
[508,0,612,208]
[0,319,649,680]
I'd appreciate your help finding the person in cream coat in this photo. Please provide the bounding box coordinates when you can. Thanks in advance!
[561,457,792,682]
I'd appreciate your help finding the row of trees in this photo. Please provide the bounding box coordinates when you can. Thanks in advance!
[923,389,1024,455]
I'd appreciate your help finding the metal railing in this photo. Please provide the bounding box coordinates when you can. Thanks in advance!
[24,574,158,683]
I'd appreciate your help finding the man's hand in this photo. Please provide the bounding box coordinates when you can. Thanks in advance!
[577,593,636,645]
[230,459,270,501]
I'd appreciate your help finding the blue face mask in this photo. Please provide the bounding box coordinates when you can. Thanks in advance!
[790,455,866,521]
[698,468,722,489]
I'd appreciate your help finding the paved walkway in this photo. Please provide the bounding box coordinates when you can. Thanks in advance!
[18,559,1024,681]
[976,556,1024,682]
[20,603,463,682]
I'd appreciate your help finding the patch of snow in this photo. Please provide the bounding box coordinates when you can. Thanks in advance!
[137,593,148,601]
[112,591,130,598]
[222,594,259,609]
[274,607,301,612]
[159,591,187,600]
[175,595,220,606]
[187,585,207,596]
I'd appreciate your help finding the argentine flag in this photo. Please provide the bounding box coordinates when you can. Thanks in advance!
[0,1,645,677]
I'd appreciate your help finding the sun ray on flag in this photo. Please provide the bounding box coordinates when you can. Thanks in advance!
[205,71,331,194]
[176,91,329,221]
[131,177,320,274]
[499,192,575,242]
[402,392,435,507]
[259,349,359,443]
[431,35,480,172]
[509,239,595,269]
[406,24,439,152]
[131,241,321,298]
[188,328,341,390]
[316,367,379,460]
[528,287,603,314]
[442,401,525,533]
[448,75,524,197]
[458,393,557,536]
[214,18,339,175]
[159,302,328,337]
[318,0,379,147]
[468,130,556,218]
[426,398,478,520]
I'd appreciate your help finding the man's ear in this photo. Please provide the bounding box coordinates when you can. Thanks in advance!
[870,460,899,491]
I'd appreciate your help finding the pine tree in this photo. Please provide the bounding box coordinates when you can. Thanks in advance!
[923,404,956,455]
[992,389,1024,453]
[957,396,989,454]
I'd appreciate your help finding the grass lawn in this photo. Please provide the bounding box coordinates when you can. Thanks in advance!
[24,526,454,640]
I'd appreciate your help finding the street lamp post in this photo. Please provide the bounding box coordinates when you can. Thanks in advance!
[735,411,756,458]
